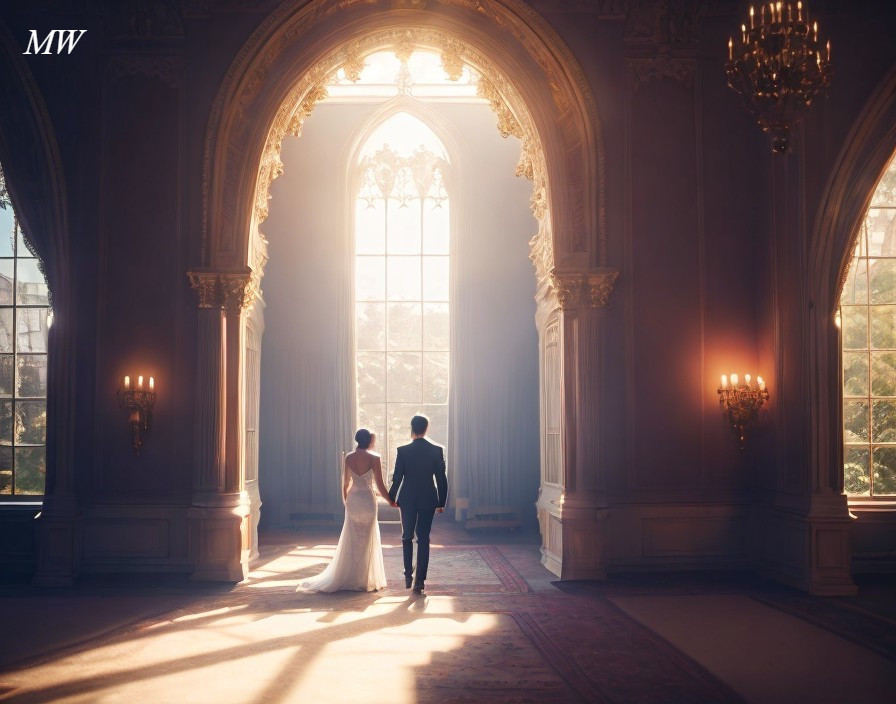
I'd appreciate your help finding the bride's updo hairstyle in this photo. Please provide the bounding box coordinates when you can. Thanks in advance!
[355,428,373,449]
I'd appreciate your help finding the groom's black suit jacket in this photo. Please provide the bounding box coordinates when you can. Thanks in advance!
[388,437,448,509]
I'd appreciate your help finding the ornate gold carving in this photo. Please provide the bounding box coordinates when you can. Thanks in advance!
[550,269,619,309]
[220,271,257,315]
[188,271,222,309]
[530,181,548,220]
[477,78,524,139]
[342,47,365,82]
[393,30,416,62]
[286,83,329,139]
[248,25,553,280]
[188,269,259,314]
[204,0,606,271]
[438,37,465,81]
[203,0,611,291]
[516,151,533,180]
[437,0,570,114]
[529,220,552,284]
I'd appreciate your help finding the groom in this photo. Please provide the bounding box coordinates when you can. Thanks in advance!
[388,414,448,595]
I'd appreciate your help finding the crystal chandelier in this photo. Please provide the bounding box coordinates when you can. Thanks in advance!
[726,2,831,153]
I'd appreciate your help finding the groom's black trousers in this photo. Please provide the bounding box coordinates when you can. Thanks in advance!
[399,500,436,584]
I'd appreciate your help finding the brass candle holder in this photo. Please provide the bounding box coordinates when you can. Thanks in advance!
[118,375,156,454]
[718,373,769,449]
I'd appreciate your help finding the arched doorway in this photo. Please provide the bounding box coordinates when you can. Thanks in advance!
[189,0,615,582]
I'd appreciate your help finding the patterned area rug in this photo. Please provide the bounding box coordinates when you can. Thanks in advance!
[509,597,744,704]
[382,545,531,595]
[752,592,896,663]
[552,573,896,667]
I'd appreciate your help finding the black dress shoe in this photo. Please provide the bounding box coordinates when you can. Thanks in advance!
[405,575,413,589]
[412,583,425,594]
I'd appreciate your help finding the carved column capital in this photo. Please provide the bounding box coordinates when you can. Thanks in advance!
[188,271,223,309]
[550,268,619,310]
[188,269,258,314]
[220,271,257,316]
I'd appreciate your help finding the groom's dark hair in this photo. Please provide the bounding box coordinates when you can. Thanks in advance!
[411,414,429,435]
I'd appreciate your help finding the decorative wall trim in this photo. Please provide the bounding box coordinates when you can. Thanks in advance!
[82,519,170,560]
[623,0,706,45]
[629,55,696,90]
[107,55,184,87]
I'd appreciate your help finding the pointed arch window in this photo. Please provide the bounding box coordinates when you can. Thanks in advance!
[354,112,450,476]
[841,152,896,497]
[0,163,50,497]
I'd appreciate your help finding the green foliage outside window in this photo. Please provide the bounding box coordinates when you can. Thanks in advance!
[841,153,896,497]
[0,162,49,497]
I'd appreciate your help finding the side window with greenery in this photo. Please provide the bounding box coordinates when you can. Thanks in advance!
[841,153,896,497]
[0,163,50,497]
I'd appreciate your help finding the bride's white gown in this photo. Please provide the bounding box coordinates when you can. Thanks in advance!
[299,468,387,592]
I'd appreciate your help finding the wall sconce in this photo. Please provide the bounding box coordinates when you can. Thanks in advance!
[118,375,156,454]
[718,373,769,449]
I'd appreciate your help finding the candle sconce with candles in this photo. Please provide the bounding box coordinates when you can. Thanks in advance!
[725,2,832,153]
[117,374,156,454]
[718,373,770,449]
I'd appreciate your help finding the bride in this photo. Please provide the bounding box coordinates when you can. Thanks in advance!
[299,429,392,592]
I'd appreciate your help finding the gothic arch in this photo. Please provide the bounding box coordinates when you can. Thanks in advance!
[200,0,608,287]
[342,96,464,186]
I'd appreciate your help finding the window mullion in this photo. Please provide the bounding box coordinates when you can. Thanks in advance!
[866,222,873,496]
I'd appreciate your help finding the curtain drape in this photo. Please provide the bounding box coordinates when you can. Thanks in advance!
[448,103,540,523]
[260,102,539,529]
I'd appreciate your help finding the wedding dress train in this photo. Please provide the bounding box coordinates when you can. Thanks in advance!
[298,468,387,592]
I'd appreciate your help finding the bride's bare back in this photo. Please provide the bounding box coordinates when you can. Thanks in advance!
[344,449,391,500]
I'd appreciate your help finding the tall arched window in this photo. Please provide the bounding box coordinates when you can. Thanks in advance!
[0,163,50,496]
[841,152,896,497]
[354,112,450,476]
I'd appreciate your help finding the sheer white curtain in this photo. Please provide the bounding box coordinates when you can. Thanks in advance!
[258,127,358,527]
[442,103,540,523]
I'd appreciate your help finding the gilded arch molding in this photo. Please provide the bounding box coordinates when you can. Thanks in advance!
[202,0,609,294]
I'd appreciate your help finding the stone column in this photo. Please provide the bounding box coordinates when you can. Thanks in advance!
[801,307,857,595]
[550,267,618,580]
[186,270,252,582]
